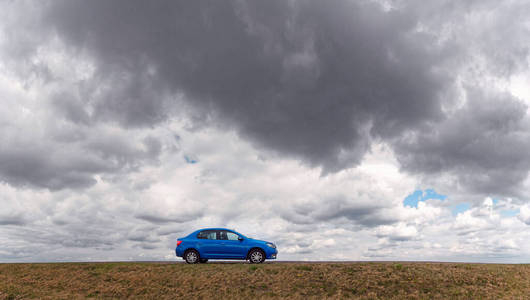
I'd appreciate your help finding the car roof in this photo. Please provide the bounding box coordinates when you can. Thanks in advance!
[188,228,244,237]
[196,227,235,232]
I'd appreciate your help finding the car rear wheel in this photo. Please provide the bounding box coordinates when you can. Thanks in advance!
[199,259,208,263]
[184,250,199,264]
[248,249,265,264]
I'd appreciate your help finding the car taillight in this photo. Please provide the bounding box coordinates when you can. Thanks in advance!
[177,240,182,247]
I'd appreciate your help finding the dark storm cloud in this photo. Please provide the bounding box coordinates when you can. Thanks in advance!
[38,0,450,174]
[0,146,103,190]
[393,87,530,198]
[3,0,529,196]
[52,92,91,126]
[0,130,162,190]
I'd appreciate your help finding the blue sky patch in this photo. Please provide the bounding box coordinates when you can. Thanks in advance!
[452,203,471,216]
[403,189,447,208]
[500,209,520,217]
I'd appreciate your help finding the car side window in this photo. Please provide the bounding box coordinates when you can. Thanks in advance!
[226,232,239,241]
[197,231,207,239]
[197,230,217,240]
[218,230,228,240]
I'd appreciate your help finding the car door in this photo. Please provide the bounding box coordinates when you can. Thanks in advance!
[196,230,220,258]
[218,230,247,258]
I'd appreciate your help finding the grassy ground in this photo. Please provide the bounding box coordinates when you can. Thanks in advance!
[1,262,529,299]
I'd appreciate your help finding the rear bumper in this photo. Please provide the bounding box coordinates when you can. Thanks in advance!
[175,247,184,257]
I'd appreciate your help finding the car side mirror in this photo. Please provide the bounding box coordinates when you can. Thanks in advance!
[238,237,244,242]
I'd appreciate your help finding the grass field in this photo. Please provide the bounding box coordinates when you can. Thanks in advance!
[1,262,529,299]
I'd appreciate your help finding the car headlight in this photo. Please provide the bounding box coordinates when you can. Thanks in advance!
[266,243,276,249]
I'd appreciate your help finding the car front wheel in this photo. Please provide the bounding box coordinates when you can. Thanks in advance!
[184,250,200,264]
[248,249,265,264]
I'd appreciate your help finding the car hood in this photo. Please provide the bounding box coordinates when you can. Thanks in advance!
[248,238,272,244]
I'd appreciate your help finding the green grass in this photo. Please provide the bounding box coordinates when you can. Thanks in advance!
[0,262,529,299]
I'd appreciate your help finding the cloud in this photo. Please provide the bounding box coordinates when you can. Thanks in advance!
[1,0,530,263]
[135,212,202,225]
[8,0,454,175]
[0,123,530,262]
[376,222,418,241]
[0,125,164,190]
[0,214,26,226]
[1,0,529,198]
[519,205,530,225]
[8,0,523,198]
[281,195,400,227]
[0,32,166,191]
[394,87,530,198]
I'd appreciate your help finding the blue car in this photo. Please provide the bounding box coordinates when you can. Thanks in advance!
[176,228,278,264]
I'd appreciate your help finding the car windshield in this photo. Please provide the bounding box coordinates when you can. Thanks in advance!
[226,231,239,240]
[234,231,247,239]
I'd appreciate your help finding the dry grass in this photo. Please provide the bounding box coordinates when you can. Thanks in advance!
[1,262,529,299]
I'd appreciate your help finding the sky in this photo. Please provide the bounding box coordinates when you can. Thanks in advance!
[1,0,530,263]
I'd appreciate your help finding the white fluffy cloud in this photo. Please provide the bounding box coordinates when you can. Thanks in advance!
[2,111,530,261]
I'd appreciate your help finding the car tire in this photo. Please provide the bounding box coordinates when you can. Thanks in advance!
[184,249,200,264]
[248,249,265,264]
[199,259,208,263]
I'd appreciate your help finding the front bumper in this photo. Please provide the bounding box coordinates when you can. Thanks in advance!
[266,248,278,259]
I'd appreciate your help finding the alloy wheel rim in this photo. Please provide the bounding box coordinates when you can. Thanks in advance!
[251,251,263,262]
[187,252,197,263]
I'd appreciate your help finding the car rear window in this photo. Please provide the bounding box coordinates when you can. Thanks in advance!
[197,230,217,239]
